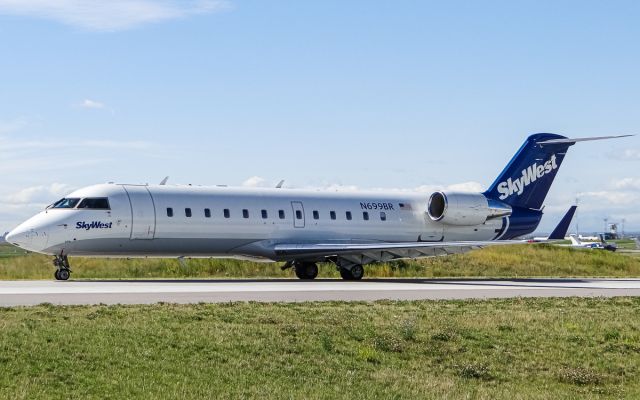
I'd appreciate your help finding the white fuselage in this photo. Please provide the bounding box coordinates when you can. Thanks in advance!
[6,183,503,261]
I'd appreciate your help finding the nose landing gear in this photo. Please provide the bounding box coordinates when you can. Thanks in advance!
[53,254,71,281]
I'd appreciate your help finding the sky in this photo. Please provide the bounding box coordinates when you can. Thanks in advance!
[0,0,639,235]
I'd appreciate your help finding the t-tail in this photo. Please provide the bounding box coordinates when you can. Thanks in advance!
[483,133,632,239]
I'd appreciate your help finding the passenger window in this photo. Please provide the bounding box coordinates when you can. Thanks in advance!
[380,211,386,221]
[346,211,352,220]
[330,211,336,220]
[243,209,249,219]
[185,208,192,218]
[77,198,110,210]
[205,208,211,218]
[167,207,174,217]
[295,210,302,220]
[261,210,268,219]
[313,210,319,220]
[224,209,230,218]
[363,211,369,221]
[279,210,285,219]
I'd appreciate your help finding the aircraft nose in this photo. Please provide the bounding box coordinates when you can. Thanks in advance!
[5,228,30,248]
[5,226,48,253]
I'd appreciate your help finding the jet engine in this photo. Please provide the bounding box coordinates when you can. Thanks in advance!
[427,191,512,226]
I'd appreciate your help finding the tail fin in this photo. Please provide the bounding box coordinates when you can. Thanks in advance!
[484,133,633,210]
[484,133,572,210]
[569,235,582,246]
[547,205,577,240]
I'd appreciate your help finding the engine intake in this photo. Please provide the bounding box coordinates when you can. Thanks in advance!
[427,191,511,226]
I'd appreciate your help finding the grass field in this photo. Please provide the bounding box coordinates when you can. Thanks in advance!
[0,297,638,399]
[1,242,639,280]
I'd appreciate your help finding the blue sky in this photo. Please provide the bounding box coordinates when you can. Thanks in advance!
[0,0,639,234]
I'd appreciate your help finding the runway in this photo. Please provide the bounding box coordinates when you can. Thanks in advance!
[1,278,640,306]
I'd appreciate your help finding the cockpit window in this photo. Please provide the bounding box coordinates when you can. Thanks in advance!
[51,198,81,209]
[77,198,110,210]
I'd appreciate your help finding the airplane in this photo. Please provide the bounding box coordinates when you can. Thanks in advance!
[5,133,632,281]
[567,234,617,251]
[530,205,577,242]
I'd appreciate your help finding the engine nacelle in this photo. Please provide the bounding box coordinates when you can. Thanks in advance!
[427,191,512,226]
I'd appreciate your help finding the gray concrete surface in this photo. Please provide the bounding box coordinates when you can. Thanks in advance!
[1,278,640,306]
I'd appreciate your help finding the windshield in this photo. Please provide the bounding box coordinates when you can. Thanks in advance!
[77,198,110,210]
[50,198,81,209]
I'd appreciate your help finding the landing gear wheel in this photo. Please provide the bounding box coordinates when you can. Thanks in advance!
[294,262,318,280]
[56,269,70,281]
[339,265,364,281]
[53,254,71,281]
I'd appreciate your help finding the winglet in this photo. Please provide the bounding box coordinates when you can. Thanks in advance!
[160,176,169,185]
[548,205,577,240]
[537,135,634,146]
[275,180,285,189]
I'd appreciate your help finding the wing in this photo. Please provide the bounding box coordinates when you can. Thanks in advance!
[274,240,525,266]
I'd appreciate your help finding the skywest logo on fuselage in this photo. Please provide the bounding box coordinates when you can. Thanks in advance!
[497,154,558,200]
[76,221,113,230]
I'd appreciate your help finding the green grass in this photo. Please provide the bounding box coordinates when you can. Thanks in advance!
[0,298,639,399]
[1,243,639,280]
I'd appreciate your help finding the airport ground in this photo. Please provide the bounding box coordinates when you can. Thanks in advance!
[0,298,639,399]
[1,242,639,399]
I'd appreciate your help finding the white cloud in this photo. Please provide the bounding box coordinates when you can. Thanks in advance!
[621,149,640,160]
[0,118,28,134]
[2,183,76,205]
[612,178,640,191]
[80,99,104,109]
[242,176,267,187]
[577,191,639,206]
[0,0,229,31]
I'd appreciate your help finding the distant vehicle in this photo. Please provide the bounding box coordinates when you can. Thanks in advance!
[5,133,631,280]
[568,234,617,252]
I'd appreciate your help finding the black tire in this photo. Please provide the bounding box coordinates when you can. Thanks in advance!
[351,265,364,280]
[294,262,318,280]
[54,270,61,280]
[57,269,70,281]
[340,265,364,281]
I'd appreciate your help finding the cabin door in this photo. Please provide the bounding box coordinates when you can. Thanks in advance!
[291,201,305,228]
[123,185,156,240]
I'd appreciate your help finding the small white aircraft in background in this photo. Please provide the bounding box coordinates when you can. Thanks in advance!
[568,234,617,252]
[5,133,631,280]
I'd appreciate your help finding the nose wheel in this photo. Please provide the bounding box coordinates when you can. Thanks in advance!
[53,255,71,281]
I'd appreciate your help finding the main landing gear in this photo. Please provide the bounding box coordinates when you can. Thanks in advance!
[294,262,319,280]
[339,264,364,281]
[53,254,71,281]
[285,260,365,281]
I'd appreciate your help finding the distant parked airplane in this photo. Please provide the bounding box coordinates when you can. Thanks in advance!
[568,234,617,252]
[5,133,632,280]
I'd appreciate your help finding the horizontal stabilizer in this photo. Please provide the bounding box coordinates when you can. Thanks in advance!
[547,206,577,240]
[537,135,634,146]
